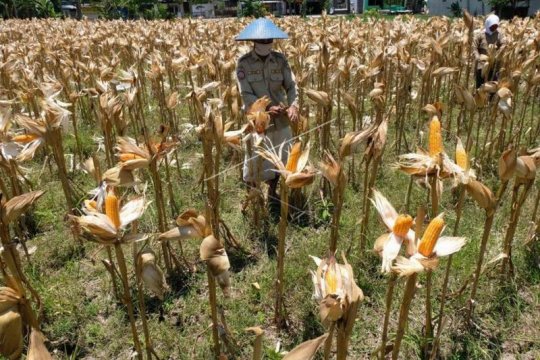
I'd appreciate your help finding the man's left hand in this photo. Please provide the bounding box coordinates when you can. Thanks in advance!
[287,105,299,123]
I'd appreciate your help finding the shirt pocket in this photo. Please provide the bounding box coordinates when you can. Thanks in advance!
[269,69,284,82]
[247,72,264,83]
[269,69,283,91]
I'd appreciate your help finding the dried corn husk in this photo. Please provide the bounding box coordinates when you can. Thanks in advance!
[1,191,45,224]
[246,327,264,360]
[27,328,52,360]
[498,148,517,181]
[158,209,209,241]
[310,253,363,326]
[0,308,23,360]
[465,180,496,211]
[339,124,376,158]
[0,286,22,359]
[463,9,474,31]
[515,156,537,181]
[102,166,136,187]
[81,157,99,182]
[319,153,343,186]
[138,251,168,300]
[285,171,316,188]
[200,235,230,296]
[373,233,391,256]
[282,333,329,360]
[159,226,200,242]
[305,89,331,108]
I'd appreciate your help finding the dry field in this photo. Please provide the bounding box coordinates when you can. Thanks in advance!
[0,14,539,360]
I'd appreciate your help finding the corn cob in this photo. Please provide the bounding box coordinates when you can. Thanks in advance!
[286,142,302,172]
[84,200,98,212]
[428,116,443,157]
[455,138,469,170]
[393,214,413,238]
[418,214,445,257]
[253,112,270,134]
[324,263,338,294]
[11,134,39,144]
[119,153,145,162]
[105,188,121,229]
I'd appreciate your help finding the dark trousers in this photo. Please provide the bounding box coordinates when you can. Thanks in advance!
[475,68,498,89]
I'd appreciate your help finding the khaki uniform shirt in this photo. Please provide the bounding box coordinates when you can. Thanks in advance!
[236,50,298,131]
[473,31,505,70]
[236,50,298,183]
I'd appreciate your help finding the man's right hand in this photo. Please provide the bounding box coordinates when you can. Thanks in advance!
[268,105,285,116]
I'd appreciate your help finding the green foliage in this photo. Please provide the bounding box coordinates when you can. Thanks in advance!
[363,8,382,19]
[488,0,511,10]
[34,0,56,17]
[98,0,172,19]
[0,0,58,18]
[142,3,170,20]
[98,0,126,19]
[239,0,267,18]
[449,1,462,17]
[300,0,307,17]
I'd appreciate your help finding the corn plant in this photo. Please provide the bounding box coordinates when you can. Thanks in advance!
[0,190,52,359]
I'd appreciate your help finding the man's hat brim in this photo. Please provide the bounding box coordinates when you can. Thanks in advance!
[235,18,289,41]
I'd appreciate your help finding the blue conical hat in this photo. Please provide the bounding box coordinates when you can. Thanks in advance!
[235,18,289,41]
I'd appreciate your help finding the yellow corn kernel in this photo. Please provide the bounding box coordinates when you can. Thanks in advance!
[150,142,165,154]
[418,214,445,257]
[119,153,145,162]
[12,134,39,144]
[253,112,269,134]
[324,263,338,294]
[105,189,121,229]
[84,200,98,212]
[455,138,469,170]
[392,214,413,238]
[428,116,443,157]
[286,142,302,172]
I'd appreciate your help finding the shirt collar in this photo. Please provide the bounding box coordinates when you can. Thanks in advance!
[250,50,277,63]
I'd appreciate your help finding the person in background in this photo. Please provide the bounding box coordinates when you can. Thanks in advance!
[473,13,506,89]
[235,18,299,219]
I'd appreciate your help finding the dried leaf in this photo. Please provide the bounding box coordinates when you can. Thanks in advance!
[200,235,230,295]
[138,251,168,300]
[245,327,264,360]
[2,191,45,224]
[27,328,52,360]
[282,333,329,360]
[0,308,23,359]
[465,180,496,210]
[498,148,517,181]
[305,89,331,108]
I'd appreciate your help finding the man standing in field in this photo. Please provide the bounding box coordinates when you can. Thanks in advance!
[235,18,299,219]
[473,14,506,89]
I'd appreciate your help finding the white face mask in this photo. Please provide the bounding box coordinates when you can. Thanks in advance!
[254,42,273,56]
